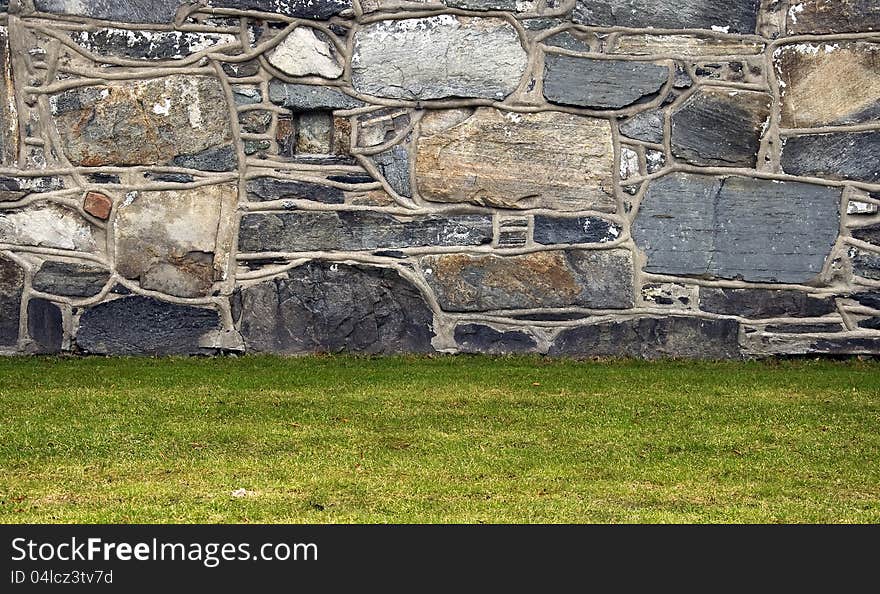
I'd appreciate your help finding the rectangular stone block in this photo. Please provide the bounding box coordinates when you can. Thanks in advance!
[787,1,880,34]
[700,288,837,318]
[573,0,760,34]
[781,131,880,184]
[543,55,669,110]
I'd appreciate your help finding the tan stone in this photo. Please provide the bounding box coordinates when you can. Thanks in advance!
[613,34,764,58]
[415,108,615,211]
[83,191,112,220]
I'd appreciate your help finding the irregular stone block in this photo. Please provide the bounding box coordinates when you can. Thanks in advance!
[775,42,880,128]
[700,288,836,318]
[371,146,412,198]
[239,110,272,135]
[619,110,665,144]
[50,75,232,169]
[671,87,771,167]
[415,108,614,211]
[572,0,760,34]
[268,81,363,110]
[445,0,537,10]
[207,0,353,20]
[0,27,16,166]
[787,0,880,34]
[762,323,843,333]
[171,145,237,172]
[351,16,528,101]
[67,28,236,60]
[852,223,880,246]
[533,216,621,245]
[0,256,23,346]
[27,298,63,354]
[420,249,634,312]
[115,184,237,298]
[268,27,343,79]
[641,283,698,308]
[632,173,841,283]
[454,324,537,354]
[34,0,183,23]
[238,211,493,252]
[612,34,764,57]
[246,177,344,204]
[0,203,103,252]
[236,262,434,354]
[543,55,669,110]
[742,332,880,356]
[0,176,64,202]
[781,131,880,184]
[549,317,741,359]
[852,292,880,310]
[83,191,112,220]
[544,30,597,53]
[32,261,110,298]
[851,248,880,280]
[76,296,221,355]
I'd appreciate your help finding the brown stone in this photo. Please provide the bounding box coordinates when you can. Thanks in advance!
[786,0,880,35]
[612,34,764,58]
[83,191,112,220]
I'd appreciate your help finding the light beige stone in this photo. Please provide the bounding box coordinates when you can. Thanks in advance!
[613,34,764,58]
[268,27,343,79]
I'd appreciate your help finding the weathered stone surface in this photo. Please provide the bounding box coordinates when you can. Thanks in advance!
[543,55,669,110]
[246,177,344,204]
[852,292,880,310]
[619,110,665,144]
[763,323,844,333]
[268,81,363,110]
[115,184,237,298]
[208,0,353,20]
[741,332,880,356]
[700,288,836,318]
[236,262,434,354]
[27,298,62,354]
[76,296,221,355]
[572,0,760,34]
[0,27,16,166]
[50,76,232,168]
[34,0,183,23]
[416,108,615,211]
[549,317,741,359]
[533,216,621,245]
[544,30,597,53]
[239,110,272,134]
[787,0,880,34]
[83,191,112,220]
[0,256,22,346]
[0,203,103,252]
[454,323,537,354]
[67,28,236,60]
[232,87,262,106]
[351,16,528,101]
[0,176,64,202]
[632,173,841,283]
[776,42,880,128]
[445,0,537,10]
[852,223,880,246]
[32,261,110,298]
[671,87,771,167]
[641,283,698,308]
[420,249,634,311]
[372,146,412,198]
[171,145,237,172]
[268,27,343,78]
[851,248,880,280]
[781,131,880,184]
[239,211,493,252]
[612,34,764,58]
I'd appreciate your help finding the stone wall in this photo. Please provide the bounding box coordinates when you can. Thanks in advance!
[0,0,878,358]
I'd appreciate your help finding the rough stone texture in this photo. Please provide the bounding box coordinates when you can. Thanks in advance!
[67,28,237,61]
[416,108,615,211]
[115,184,237,298]
[32,261,110,298]
[781,131,880,184]
[27,298,63,354]
[0,176,64,202]
[171,145,237,172]
[852,292,880,310]
[239,211,493,252]
[0,27,16,166]
[543,55,669,110]
[208,0,353,20]
[50,75,232,168]
[632,173,841,283]
[246,177,344,204]
[612,35,764,58]
[351,17,528,101]
[268,81,363,110]
[420,249,634,311]
[852,224,880,246]
[34,0,184,23]
[641,283,698,308]
[619,110,665,144]
[372,146,412,198]
[851,248,880,280]
[236,262,434,354]
[533,216,621,245]
[0,203,103,253]
[76,296,221,355]
[786,1,880,35]
[572,0,760,34]
[776,43,880,128]
[454,324,537,354]
[699,288,837,318]
[268,27,343,79]
[0,256,23,346]
[549,317,742,360]
[83,192,112,220]
[671,87,772,167]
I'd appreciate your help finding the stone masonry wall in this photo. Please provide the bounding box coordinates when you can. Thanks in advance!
[0,0,879,358]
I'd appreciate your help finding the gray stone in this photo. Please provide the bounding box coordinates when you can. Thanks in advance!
[858,317,880,330]
[232,87,262,106]
[700,288,837,318]
[786,0,880,34]
[351,17,528,101]
[763,323,844,333]
[27,298,63,354]
[67,28,236,60]
[238,211,493,252]
[34,0,183,23]
[268,81,363,110]
[76,296,221,355]
[533,216,621,245]
[239,110,272,135]
[619,110,665,144]
[207,0,353,20]
[223,60,261,78]
[246,177,344,204]
[852,223,880,246]
[543,55,669,110]
[454,324,537,354]
[420,249,634,312]
[781,131,880,184]
[0,176,64,202]
[544,31,596,53]
[371,146,412,198]
[742,333,880,356]
[32,261,110,298]
[851,248,880,280]
[235,262,434,354]
[0,27,16,166]
[852,292,880,310]
[632,173,841,283]
[0,256,22,346]
[671,87,772,167]
[572,0,760,34]
[172,145,237,172]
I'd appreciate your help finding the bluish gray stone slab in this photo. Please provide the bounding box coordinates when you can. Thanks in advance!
[208,0,352,19]
[619,110,665,144]
[268,82,363,111]
[246,177,345,204]
[543,55,669,109]
[782,131,880,184]
[700,288,837,318]
[454,324,537,354]
[0,256,23,346]
[572,0,760,34]
[33,261,110,298]
[34,0,182,23]
[27,298,63,354]
[533,216,621,245]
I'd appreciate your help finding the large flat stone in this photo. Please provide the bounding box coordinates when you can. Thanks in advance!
[67,28,236,61]
[0,203,103,253]
[235,262,435,354]
[351,16,528,101]
[699,288,837,318]
[246,177,344,204]
[34,0,183,23]
[32,261,110,298]
[852,223,880,246]
[781,131,880,184]
[612,34,764,57]
[0,27,16,166]
[786,1,880,34]
[632,173,841,283]
[415,108,615,211]
[268,81,363,111]
[454,323,537,354]
[238,211,493,252]
[267,27,343,79]
[572,0,760,34]
[420,249,634,312]
[0,256,22,346]
[533,216,621,245]
[851,248,880,280]
[543,55,669,110]
[207,0,353,19]
[27,298,63,354]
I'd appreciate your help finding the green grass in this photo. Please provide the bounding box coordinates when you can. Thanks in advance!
[0,355,878,523]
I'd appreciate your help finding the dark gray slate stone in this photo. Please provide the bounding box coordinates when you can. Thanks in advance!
[223,60,261,79]
[76,296,221,355]
[208,0,352,20]
[247,177,344,204]
[236,262,434,354]
[549,317,741,359]
[781,131,880,183]
[32,261,110,298]
[544,31,595,53]
[786,0,880,34]
[239,211,493,252]
[632,173,841,283]
[533,216,621,245]
[371,146,412,198]
[27,298,63,354]
[852,292,880,310]
[852,223,880,246]
[671,88,771,167]
[700,288,837,318]
[800,336,880,354]
[0,256,23,346]
[619,110,665,144]
[762,323,843,333]
[34,0,182,23]
[454,323,537,354]
[512,312,590,321]
[858,317,880,330]
[544,55,669,109]
[67,29,234,60]
[851,248,880,280]
[572,0,760,34]
[268,81,363,111]
[172,145,237,172]
[0,176,64,201]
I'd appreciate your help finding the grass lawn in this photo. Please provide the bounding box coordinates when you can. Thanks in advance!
[0,355,878,524]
